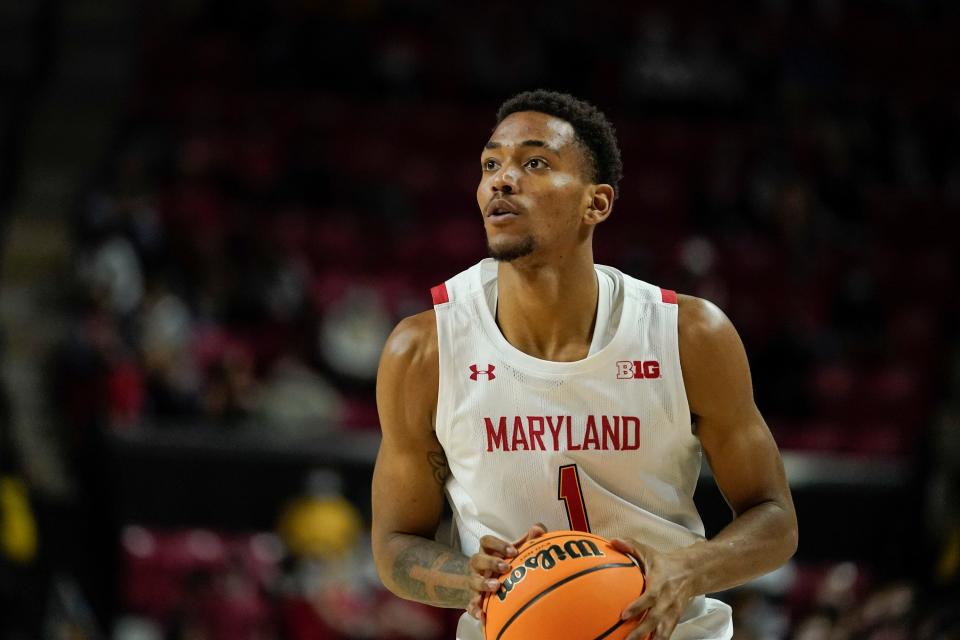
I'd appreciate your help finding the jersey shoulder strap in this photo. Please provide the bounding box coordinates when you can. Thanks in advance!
[596,264,678,306]
[429,260,489,308]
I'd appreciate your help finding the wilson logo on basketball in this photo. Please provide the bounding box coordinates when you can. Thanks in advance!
[616,360,661,380]
[496,538,605,602]
[469,364,496,381]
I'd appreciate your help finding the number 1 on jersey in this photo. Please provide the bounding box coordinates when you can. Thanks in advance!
[558,464,591,532]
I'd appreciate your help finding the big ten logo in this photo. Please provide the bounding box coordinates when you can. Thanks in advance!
[616,360,661,380]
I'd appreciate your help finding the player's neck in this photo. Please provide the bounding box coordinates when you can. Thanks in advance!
[495,248,598,362]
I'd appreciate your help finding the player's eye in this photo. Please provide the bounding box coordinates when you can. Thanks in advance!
[525,158,548,169]
[483,158,499,171]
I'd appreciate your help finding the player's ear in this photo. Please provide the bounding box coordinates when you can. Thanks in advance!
[583,183,614,226]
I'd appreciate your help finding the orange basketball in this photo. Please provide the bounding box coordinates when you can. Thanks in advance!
[482,531,648,640]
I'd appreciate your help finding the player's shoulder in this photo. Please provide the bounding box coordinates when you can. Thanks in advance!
[377,310,440,436]
[676,294,739,355]
[675,295,754,417]
[379,309,438,374]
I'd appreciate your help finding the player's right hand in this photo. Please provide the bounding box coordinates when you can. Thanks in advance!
[465,523,548,623]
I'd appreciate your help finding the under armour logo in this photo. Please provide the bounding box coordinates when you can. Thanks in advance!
[469,364,496,381]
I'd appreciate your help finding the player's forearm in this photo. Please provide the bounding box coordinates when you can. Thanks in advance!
[376,532,473,608]
[673,499,798,596]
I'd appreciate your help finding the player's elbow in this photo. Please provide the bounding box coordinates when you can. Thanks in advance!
[370,528,397,590]
[777,502,799,563]
[785,511,799,560]
[371,528,412,599]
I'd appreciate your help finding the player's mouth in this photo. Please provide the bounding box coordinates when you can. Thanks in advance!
[486,198,521,224]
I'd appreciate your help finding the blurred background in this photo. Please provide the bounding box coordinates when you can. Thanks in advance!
[0,0,959,638]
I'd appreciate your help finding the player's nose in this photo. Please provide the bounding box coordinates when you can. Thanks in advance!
[491,165,519,194]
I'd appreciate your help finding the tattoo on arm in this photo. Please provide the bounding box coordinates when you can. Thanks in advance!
[427,450,450,485]
[392,537,472,607]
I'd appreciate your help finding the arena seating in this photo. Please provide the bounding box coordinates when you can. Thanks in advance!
[46,2,959,637]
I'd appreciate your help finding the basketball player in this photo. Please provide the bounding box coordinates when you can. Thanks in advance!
[371,90,798,640]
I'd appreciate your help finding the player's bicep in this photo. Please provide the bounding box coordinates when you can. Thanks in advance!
[679,296,793,517]
[371,312,445,545]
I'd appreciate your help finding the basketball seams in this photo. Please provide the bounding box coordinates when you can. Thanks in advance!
[594,617,629,639]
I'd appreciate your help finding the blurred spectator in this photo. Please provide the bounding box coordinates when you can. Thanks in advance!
[255,356,343,434]
[928,395,960,590]
[140,282,200,421]
[78,235,145,317]
[317,285,392,384]
[1,340,43,639]
[275,471,446,639]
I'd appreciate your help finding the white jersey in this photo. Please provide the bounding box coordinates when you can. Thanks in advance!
[432,259,732,640]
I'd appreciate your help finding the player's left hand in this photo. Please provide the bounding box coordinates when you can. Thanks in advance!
[467,523,548,623]
[611,538,697,640]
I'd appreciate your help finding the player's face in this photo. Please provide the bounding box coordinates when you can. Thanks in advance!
[478,111,594,262]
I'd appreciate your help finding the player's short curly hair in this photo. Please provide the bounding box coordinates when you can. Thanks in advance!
[495,90,623,197]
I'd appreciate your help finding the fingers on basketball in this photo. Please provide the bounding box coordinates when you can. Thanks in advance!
[612,538,653,571]
[472,551,508,575]
[511,522,548,550]
[480,534,518,558]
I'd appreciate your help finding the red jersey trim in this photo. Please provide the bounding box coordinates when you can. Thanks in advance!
[431,283,450,305]
[660,288,678,304]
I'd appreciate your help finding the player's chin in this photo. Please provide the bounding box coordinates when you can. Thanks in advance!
[486,234,536,263]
